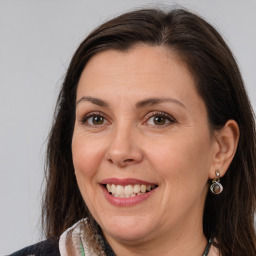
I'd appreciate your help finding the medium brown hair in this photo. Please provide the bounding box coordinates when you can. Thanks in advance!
[42,7,256,255]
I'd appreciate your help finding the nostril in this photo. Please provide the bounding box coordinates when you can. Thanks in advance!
[108,159,114,164]
[107,157,135,165]
[124,159,134,163]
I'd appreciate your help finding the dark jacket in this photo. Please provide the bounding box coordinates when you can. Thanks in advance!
[8,238,60,256]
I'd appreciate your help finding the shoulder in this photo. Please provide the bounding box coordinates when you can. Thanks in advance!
[8,238,60,256]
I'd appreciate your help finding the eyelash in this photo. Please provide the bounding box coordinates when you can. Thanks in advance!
[80,112,109,126]
[80,111,176,127]
[144,111,176,127]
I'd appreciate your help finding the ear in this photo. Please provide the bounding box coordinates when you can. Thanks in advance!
[208,120,239,179]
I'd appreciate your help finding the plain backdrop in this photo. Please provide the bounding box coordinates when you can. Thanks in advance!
[1,0,256,254]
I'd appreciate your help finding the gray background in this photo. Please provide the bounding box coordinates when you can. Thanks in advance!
[1,0,255,254]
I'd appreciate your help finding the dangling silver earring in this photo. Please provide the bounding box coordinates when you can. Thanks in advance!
[210,170,223,194]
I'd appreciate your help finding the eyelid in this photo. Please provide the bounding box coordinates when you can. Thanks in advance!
[144,111,176,125]
[80,111,110,125]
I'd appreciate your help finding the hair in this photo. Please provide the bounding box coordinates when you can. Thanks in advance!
[42,7,256,255]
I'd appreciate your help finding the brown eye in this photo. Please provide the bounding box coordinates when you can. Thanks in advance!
[146,112,175,126]
[91,115,104,125]
[83,114,106,126]
[153,116,166,125]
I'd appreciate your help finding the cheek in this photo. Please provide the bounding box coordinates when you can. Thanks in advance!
[71,134,107,205]
[145,130,212,190]
[72,135,107,213]
[72,134,105,176]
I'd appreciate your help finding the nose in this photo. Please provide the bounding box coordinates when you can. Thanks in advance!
[105,125,143,167]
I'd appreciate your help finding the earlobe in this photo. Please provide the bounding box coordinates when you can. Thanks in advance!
[209,120,240,179]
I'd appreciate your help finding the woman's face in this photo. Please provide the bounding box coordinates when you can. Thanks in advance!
[72,45,218,245]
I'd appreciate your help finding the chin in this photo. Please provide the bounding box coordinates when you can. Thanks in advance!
[99,214,155,242]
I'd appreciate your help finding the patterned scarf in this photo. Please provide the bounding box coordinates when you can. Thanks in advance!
[59,218,115,256]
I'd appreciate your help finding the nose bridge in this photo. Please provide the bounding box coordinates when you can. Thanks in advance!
[105,121,142,166]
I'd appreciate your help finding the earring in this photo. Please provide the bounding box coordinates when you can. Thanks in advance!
[210,170,223,194]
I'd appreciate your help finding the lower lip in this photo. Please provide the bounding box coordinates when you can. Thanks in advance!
[101,185,157,207]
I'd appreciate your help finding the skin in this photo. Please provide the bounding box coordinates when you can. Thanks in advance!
[72,45,239,255]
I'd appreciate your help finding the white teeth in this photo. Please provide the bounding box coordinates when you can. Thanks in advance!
[116,185,124,195]
[110,184,116,194]
[105,183,156,198]
[141,185,146,193]
[146,185,152,191]
[124,185,133,197]
[134,184,140,194]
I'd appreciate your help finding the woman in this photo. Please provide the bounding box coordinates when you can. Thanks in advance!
[10,7,256,256]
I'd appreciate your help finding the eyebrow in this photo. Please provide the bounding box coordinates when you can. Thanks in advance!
[76,96,109,107]
[76,96,185,109]
[135,97,186,109]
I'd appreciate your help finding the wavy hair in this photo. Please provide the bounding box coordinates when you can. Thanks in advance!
[42,7,256,255]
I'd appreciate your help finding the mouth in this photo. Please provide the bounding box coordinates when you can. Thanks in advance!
[102,183,158,198]
[100,178,158,206]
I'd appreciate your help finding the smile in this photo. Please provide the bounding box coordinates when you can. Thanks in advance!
[104,184,157,198]
[100,178,158,206]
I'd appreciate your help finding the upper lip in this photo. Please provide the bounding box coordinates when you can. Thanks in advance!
[100,178,157,186]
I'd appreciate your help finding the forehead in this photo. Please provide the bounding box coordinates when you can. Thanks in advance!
[77,45,197,98]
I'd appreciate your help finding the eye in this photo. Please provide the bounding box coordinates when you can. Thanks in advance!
[81,112,108,126]
[145,112,175,126]
[87,115,105,125]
